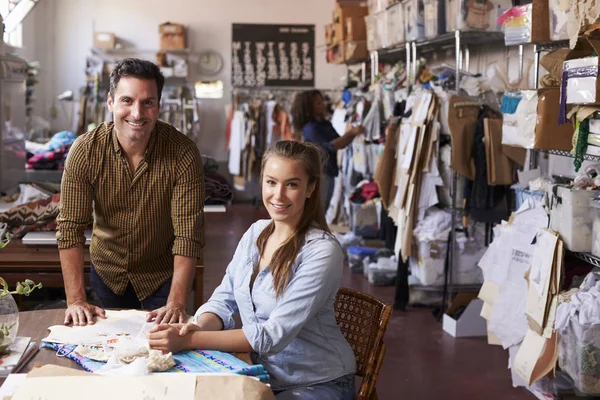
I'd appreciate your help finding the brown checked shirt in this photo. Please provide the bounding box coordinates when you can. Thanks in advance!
[56,120,205,300]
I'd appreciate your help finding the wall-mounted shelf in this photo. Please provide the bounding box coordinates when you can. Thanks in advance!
[92,48,192,55]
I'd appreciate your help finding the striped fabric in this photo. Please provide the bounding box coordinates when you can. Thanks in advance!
[56,121,205,300]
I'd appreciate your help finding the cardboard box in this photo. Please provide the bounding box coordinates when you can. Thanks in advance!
[346,17,367,41]
[94,32,116,49]
[442,293,488,338]
[159,22,186,50]
[345,40,368,63]
[331,23,345,44]
[333,2,369,24]
[326,42,345,64]
[325,23,335,45]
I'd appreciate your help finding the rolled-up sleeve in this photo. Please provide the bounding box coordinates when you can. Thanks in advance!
[56,138,94,249]
[194,231,248,330]
[242,237,344,356]
[172,145,205,258]
[303,123,336,153]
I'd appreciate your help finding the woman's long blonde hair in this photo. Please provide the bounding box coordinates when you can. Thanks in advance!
[257,140,330,298]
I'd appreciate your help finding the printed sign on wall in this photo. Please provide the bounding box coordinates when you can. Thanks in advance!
[232,24,315,88]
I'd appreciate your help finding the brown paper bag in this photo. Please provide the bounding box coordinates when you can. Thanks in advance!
[447,96,478,180]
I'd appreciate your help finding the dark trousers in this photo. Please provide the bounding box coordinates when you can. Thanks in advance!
[90,264,171,310]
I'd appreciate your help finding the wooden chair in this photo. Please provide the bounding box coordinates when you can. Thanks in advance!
[335,287,392,400]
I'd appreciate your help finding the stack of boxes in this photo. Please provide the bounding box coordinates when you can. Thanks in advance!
[326,2,370,64]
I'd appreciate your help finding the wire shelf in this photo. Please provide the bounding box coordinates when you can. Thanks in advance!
[534,40,569,53]
[375,31,505,61]
[543,149,600,162]
[572,252,600,268]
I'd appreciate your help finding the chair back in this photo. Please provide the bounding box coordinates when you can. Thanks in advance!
[335,287,392,399]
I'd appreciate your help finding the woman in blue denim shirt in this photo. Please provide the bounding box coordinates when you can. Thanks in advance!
[149,141,356,399]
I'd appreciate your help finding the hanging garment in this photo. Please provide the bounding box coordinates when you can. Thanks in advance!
[374,123,400,210]
[265,100,277,146]
[466,106,512,224]
[228,111,246,176]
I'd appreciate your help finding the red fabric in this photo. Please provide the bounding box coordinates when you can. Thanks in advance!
[361,182,379,200]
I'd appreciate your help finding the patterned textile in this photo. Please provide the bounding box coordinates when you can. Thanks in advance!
[41,342,270,382]
[205,172,232,204]
[0,193,60,238]
[26,145,71,170]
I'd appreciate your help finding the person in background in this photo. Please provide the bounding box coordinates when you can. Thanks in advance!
[56,58,204,326]
[290,90,364,207]
[149,141,356,400]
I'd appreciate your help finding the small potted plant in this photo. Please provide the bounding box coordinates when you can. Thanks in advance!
[0,278,42,352]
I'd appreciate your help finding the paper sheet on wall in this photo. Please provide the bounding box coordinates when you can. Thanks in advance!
[11,375,197,400]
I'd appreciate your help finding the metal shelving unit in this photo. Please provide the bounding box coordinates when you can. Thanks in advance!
[573,252,600,268]
[542,149,600,162]
[383,30,506,310]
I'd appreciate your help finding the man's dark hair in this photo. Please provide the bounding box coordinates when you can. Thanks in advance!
[109,58,165,102]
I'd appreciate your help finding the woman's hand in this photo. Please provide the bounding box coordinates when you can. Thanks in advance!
[350,125,365,136]
[148,324,189,354]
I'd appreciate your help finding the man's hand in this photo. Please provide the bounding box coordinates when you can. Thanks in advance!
[64,300,106,326]
[148,324,188,354]
[146,301,187,324]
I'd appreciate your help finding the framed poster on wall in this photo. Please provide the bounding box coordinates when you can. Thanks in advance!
[231,24,315,88]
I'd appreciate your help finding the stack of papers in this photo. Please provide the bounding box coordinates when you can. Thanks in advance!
[477,199,563,387]
[0,337,37,377]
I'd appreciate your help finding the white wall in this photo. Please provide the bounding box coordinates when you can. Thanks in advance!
[20,0,346,161]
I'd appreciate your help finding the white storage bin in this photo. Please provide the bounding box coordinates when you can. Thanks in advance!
[403,0,425,41]
[558,317,600,395]
[387,2,405,46]
[447,0,511,32]
[409,231,485,286]
[365,14,379,51]
[424,0,445,39]
[591,199,600,258]
[375,11,389,49]
[549,185,597,253]
[367,257,397,286]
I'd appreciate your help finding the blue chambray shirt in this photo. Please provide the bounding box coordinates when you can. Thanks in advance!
[194,219,356,390]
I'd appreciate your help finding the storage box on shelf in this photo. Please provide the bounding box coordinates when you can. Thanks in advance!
[498,1,550,46]
[333,1,369,24]
[549,0,569,41]
[159,22,186,50]
[549,185,598,253]
[424,0,446,39]
[404,0,425,42]
[447,0,511,33]
[375,11,389,49]
[93,32,116,49]
[386,1,405,47]
[346,16,367,41]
